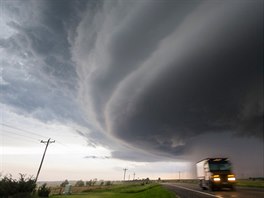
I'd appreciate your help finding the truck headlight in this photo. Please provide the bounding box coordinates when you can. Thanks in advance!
[213,178,221,181]
[228,175,236,181]
[213,175,220,182]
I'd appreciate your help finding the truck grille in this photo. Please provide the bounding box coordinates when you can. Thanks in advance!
[220,175,227,182]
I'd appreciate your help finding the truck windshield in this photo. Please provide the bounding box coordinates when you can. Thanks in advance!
[209,163,231,171]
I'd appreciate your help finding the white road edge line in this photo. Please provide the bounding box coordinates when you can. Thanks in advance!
[165,183,223,198]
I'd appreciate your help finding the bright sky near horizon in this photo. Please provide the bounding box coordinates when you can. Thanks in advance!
[0,0,263,181]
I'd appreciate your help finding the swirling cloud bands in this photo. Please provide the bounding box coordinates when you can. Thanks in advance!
[73,0,263,157]
[1,0,263,167]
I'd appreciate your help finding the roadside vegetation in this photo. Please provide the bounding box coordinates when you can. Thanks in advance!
[236,178,264,188]
[0,174,36,198]
[51,183,176,198]
[2,174,263,198]
[0,174,176,198]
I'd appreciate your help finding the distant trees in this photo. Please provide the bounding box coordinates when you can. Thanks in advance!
[0,174,36,198]
[60,178,112,188]
[105,181,112,186]
[92,178,97,186]
[75,180,84,187]
[86,180,92,186]
[60,179,69,187]
[85,178,97,186]
[141,178,151,185]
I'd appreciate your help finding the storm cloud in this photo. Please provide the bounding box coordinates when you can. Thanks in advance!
[0,0,86,125]
[74,0,263,157]
[1,0,263,164]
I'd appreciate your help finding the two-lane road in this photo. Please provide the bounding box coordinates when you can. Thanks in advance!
[163,182,264,198]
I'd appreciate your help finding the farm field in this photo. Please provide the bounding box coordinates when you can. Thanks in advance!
[236,179,264,188]
[50,183,177,198]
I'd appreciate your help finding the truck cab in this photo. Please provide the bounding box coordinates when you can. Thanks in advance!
[196,158,236,191]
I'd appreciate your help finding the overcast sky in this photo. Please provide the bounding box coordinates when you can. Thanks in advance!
[0,0,263,181]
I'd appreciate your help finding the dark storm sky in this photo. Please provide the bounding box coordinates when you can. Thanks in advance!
[1,0,263,177]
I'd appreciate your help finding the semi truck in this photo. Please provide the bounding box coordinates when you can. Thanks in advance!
[196,158,236,191]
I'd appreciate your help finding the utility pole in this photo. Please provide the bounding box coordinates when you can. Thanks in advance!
[178,171,181,180]
[35,138,55,182]
[123,168,128,181]
[133,172,135,180]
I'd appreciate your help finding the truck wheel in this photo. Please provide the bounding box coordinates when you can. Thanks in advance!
[209,182,215,191]
[199,180,206,190]
[199,180,203,190]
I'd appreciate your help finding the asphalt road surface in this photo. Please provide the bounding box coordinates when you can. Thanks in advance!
[163,182,264,198]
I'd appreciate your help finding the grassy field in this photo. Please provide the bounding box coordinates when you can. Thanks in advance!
[47,179,263,198]
[236,179,264,188]
[51,183,176,198]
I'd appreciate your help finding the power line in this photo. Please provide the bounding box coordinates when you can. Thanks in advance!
[1,123,49,139]
[2,129,77,154]
[1,130,37,140]
[52,140,75,153]
[1,129,41,142]
[55,140,71,148]
[1,123,92,155]
[1,130,74,155]
[2,124,77,147]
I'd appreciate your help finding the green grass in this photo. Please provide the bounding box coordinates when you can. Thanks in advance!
[236,179,264,188]
[51,183,176,198]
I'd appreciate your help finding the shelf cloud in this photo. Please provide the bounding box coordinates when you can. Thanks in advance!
[73,0,263,157]
[1,0,263,164]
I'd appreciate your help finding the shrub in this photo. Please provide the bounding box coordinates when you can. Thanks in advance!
[0,174,36,198]
[37,183,51,197]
